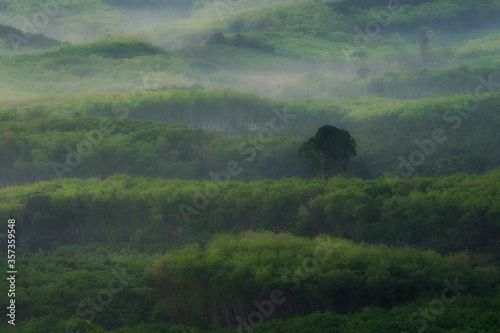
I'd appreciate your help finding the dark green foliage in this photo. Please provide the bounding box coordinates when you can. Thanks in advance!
[297,125,357,180]
[1,172,500,257]
[0,253,161,332]
[0,1,499,332]
[0,24,61,50]
[0,238,493,332]
[1,233,498,332]
[206,32,226,45]
[1,90,500,184]
[332,0,434,13]
[0,115,309,185]
[44,40,167,59]
[228,33,275,54]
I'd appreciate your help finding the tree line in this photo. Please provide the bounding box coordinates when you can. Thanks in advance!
[1,171,499,258]
[1,232,498,332]
[2,89,499,185]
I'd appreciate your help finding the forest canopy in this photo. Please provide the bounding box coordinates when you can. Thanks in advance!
[1,0,500,331]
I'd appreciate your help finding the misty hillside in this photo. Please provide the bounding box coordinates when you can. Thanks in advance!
[1,0,500,332]
[1,0,500,98]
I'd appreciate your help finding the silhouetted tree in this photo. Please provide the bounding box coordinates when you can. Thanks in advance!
[297,125,357,180]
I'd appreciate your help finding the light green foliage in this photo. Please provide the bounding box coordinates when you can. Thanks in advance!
[144,232,500,327]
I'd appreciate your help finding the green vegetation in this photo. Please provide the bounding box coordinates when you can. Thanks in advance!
[0,232,499,332]
[1,172,499,257]
[2,89,499,184]
[0,40,191,97]
[0,116,309,185]
[42,40,166,59]
[146,232,500,326]
[2,0,500,98]
[0,24,61,54]
[0,0,128,42]
[1,0,499,331]
[297,125,357,180]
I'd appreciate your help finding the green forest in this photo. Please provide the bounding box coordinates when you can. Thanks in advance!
[0,0,499,332]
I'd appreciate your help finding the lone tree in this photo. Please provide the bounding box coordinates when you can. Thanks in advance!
[297,125,357,180]
[351,50,370,97]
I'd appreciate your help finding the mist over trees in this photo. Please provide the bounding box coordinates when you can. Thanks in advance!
[1,0,500,332]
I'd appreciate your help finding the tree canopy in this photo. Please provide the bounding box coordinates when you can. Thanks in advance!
[297,125,357,180]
